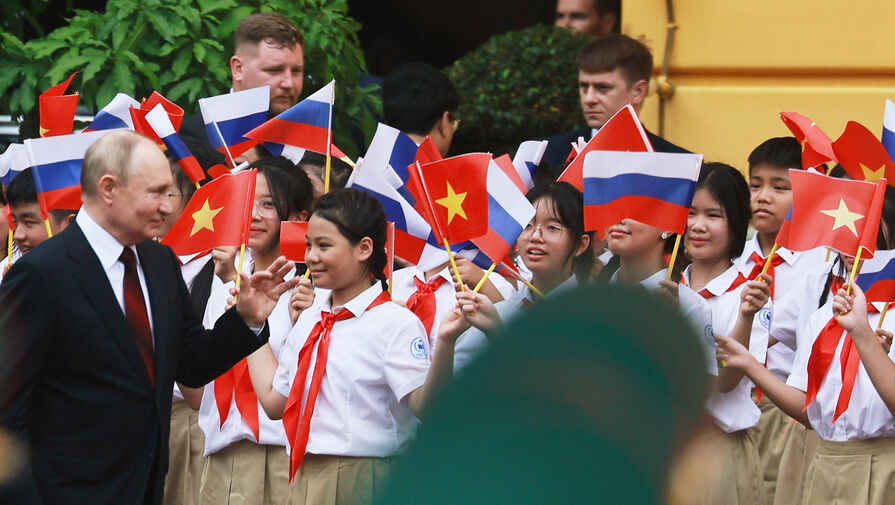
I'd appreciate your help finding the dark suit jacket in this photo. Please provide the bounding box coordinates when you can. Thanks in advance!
[541,126,690,173]
[0,222,269,505]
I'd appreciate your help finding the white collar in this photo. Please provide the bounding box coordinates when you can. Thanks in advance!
[76,207,130,273]
[321,281,384,315]
[682,263,739,295]
[743,234,797,266]
[608,268,667,292]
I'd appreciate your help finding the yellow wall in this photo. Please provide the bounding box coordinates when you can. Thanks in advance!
[624,0,895,169]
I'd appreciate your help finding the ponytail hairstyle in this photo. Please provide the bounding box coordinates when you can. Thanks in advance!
[312,188,388,290]
[525,181,594,283]
[693,162,752,259]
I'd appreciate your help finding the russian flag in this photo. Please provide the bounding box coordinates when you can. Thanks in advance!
[144,104,205,183]
[857,249,895,302]
[582,151,703,239]
[199,86,269,160]
[363,123,420,205]
[84,93,139,132]
[1,143,30,186]
[24,130,114,215]
[883,99,895,162]
[512,140,548,190]
[246,80,334,156]
[347,160,447,271]
[471,159,536,263]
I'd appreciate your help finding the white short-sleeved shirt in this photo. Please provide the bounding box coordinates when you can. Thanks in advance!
[786,301,895,441]
[770,261,837,352]
[735,236,829,381]
[197,261,295,455]
[273,282,430,458]
[453,275,580,374]
[613,268,718,376]
[172,253,219,404]
[683,264,761,432]
[391,266,458,348]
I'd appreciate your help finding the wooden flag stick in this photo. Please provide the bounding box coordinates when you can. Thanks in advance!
[234,243,247,301]
[665,234,682,282]
[825,248,831,262]
[846,247,863,295]
[210,120,237,168]
[878,302,890,329]
[443,238,466,292]
[44,219,53,238]
[473,262,497,293]
[7,229,13,261]
[760,243,780,276]
[303,267,311,279]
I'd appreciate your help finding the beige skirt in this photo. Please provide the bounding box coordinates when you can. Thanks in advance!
[288,454,392,505]
[749,393,795,504]
[163,401,205,505]
[802,437,895,505]
[198,439,290,505]
[773,424,818,505]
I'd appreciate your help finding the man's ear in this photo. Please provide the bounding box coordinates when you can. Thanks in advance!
[97,174,119,205]
[230,55,243,84]
[630,79,649,106]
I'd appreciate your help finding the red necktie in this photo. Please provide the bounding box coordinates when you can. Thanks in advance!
[120,247,154,385]
[747,252,785,299]
[405,276,447,337]
[214,359,260,440]
[282,290,390,482]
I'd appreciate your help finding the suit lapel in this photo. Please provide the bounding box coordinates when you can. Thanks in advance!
[66,223,154,390]
[137,241,171,395]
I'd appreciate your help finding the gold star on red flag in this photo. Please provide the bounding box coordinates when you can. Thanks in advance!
[819,198,864,237]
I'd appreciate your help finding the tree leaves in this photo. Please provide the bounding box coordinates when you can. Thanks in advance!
[0,0,380,158]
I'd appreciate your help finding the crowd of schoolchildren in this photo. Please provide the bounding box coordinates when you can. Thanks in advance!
[3,129,894,505]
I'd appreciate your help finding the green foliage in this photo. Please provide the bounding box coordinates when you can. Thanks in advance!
[0,0,379,157]
[445,25,590,155]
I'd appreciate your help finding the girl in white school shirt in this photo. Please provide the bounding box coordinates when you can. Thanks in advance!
[717,191,895,505]
[197,163,311,505]
[680,162,770,505]
[451,182,593,367]
[245,188,463,505]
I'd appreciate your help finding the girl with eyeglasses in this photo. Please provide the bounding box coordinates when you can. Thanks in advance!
[449,182,593,369]
[195,160,311,505]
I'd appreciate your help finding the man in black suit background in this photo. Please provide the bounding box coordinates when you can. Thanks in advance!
[542,34,689,171]
[0,130,298,504]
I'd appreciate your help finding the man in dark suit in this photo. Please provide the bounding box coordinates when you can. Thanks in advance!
[542,34,689,171]
[0,130,298,505]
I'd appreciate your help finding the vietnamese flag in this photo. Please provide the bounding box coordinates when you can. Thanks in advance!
[415,153,490,245]
[161,170,257,256]
[775,170,886,257]
[779,111,837,169]
[279,221,308,262]
[130,91,185,146]
[558,104,654,192]
[39,73,79,137]
[831,121,895,185]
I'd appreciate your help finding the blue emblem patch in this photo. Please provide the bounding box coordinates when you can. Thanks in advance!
[410,337,428,360]
[703,324,716,347]
[758,307,771,329]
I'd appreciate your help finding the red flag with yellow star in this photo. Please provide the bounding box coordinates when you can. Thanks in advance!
[414,153,490,245]
[780,111,837,169]
[776,169,886,257]
[39,73,79,137]
[831,121,895,185]
[161,170,256,256]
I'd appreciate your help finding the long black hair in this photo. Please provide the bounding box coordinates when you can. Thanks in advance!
[312,188,388,290]
[525,181,594,283]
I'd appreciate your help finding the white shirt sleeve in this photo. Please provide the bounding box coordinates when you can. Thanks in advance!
[383,312,431,402]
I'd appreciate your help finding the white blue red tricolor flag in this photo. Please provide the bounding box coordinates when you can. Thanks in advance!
[363,122,419,205]
[512,140,548,190]
[0,143,30,186]
[246,80,334,157]
[471,158,536,263]
[857,249,895,302]
[144,104,206,183]
[582,151,703,239]
[882,99,895,162]
[84,93,139,132]
[198,86,269,162]
[24,130,114,216]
